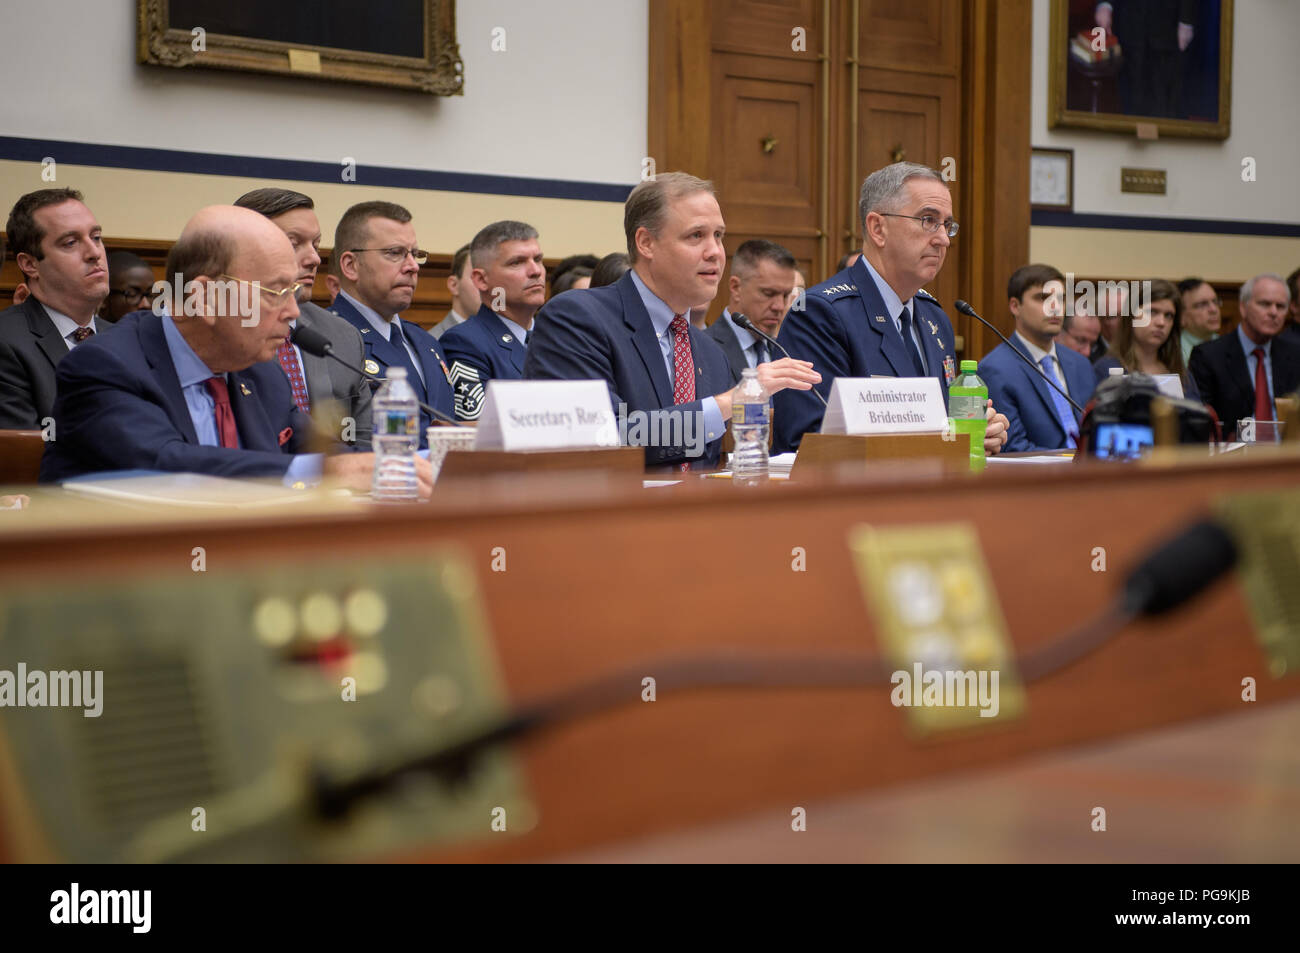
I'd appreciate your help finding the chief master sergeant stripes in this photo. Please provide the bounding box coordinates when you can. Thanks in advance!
[772,161,1009,455]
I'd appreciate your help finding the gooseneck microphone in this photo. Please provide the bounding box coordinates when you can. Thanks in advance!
[953,300,1086,417]
[732,314,828,407]
[290,324,465,428]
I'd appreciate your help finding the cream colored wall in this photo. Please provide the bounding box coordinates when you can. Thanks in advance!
[0,161,627,258]
[1030,227,1300,283]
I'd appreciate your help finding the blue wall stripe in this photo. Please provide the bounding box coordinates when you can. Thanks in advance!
[1032,209,1300,238]
[0,135,635,203]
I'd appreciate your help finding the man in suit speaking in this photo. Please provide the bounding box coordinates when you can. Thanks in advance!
[524,172,820,469]
[41,206,428,495]
[235,187,373,449]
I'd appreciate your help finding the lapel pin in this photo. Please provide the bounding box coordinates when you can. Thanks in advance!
[239,383,252,396]
[874,314,886,324]
[364,359,380,375]
[502,335,512,343]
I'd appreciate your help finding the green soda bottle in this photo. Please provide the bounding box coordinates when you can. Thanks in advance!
[947,359,987,472]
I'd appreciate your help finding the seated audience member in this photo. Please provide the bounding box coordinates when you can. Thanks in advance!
[1094,279,1199,401]
[323,261,341,301]
[705,239,798,381]
[1177,277,1221,365]
[1089,287,1124,363]
[235,187,373,449]
[440,220,546,420]
[552,266,593,294]
[40,207,424,492]
[1060,308,1101,358]
[549,253,599,294]
[1285,267,1300,343]
[979,264,1096,452]
[2,232,31,306]
[0,189,108,429]
[523,172,820,469]
[100,251,155,324]
[772,161,1008,454]
[328,201,455,448]
[590,252,630,288]
[836,251,861,272]
[1189,273,1300,438]
[429,244,480,339]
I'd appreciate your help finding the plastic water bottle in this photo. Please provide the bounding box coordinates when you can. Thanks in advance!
[371,367,420,502]
[947,359,987,472]
[732,367,770,486]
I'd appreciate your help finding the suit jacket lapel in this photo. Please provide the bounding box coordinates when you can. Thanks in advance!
[139,312,199,443]
[487,311,527,375]
[618,275,673,406]
[853,265,911,378]
[1222,332,1256,410]
[25,298,67,373]
[295,311,335,403]
[227,370,277,452]
[1011,335,1068,432]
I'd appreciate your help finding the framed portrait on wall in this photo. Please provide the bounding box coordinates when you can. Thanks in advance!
[138,0,463,95]
[1030,148,1074,211]
[1048,0,1232,139]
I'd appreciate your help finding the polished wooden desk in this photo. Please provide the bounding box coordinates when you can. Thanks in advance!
[0,448,1297,862]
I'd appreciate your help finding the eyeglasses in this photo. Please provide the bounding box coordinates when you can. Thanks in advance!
[218,275,304,303]
[879,212,960,238]
[349,246,428,265]
[108,287,150,302]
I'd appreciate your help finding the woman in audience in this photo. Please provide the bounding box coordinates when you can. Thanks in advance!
[1093,278,1200,400]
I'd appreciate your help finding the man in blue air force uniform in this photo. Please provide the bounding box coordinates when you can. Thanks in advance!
[328,201,454,449]
[773,161,1009,455]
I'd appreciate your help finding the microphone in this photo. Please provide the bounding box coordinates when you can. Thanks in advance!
[953,300,1086,417]
[290,324,466,428]
[731,313,828,407]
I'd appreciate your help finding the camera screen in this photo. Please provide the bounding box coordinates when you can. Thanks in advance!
[1094,422,1154,460]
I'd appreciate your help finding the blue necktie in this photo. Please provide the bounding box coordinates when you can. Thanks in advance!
[1039,354,1077,449]
[388,322,428,402]
[899,306,925,376]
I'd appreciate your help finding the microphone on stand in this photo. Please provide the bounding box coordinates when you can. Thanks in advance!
[290,324,466,428]
[953,299,1086,417]
[731,314,828,407]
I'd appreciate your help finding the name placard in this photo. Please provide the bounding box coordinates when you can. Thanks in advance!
[475,380,619,451]
[821,377,948,435]
[1152,374,1185,399]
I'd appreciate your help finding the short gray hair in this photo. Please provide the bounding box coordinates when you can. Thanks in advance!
[624,172,715,263]
[858,162,946,230]
[470,220,539,268]
[1240,272,1291,306]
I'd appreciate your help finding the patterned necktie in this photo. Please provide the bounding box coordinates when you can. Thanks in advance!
[1038,354,1078,449]
[1253,348,1272,422]
[203,377,240,449]
[898,306,925,376]
[71,326,94,344]
[277,335,311,414]
[671,314,695,404]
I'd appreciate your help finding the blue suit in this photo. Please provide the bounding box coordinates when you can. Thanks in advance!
[328,294,454,447]
[522,274,735,468]
[40,310,313,483]
[978,337,1096,452]
[772,258,959,453]
[439,305,528,420]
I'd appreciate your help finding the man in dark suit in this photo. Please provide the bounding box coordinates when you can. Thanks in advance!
[524,172,820,469]
[978,264,1096,452]
[1189,273,1300,439]
[705,239,799,381]
[328,201,454,449]
[41,206,425,493]
[235,188,373,449]
[0,188,109,429]
[773,162,1010,454]
[441,220,547,420]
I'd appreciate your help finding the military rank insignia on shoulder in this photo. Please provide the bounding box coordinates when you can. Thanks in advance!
[819,282,859,299]
[916,287,939,304]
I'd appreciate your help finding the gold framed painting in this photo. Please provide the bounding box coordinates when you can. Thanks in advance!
[138,0,463,95]
[1048,0,1231,139]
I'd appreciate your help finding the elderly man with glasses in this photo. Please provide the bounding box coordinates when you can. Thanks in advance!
[40,205,431,495]
[773,161,1009,454]
[328,200,454,448]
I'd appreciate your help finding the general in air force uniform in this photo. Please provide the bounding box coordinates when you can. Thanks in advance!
[772,256,959,453]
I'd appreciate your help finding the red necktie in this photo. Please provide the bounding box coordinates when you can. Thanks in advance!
[277,335,311,414]
[204,377,240,449]
[1253,347,1272,422]
[670,314,696,471]
[71,326,94,344]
